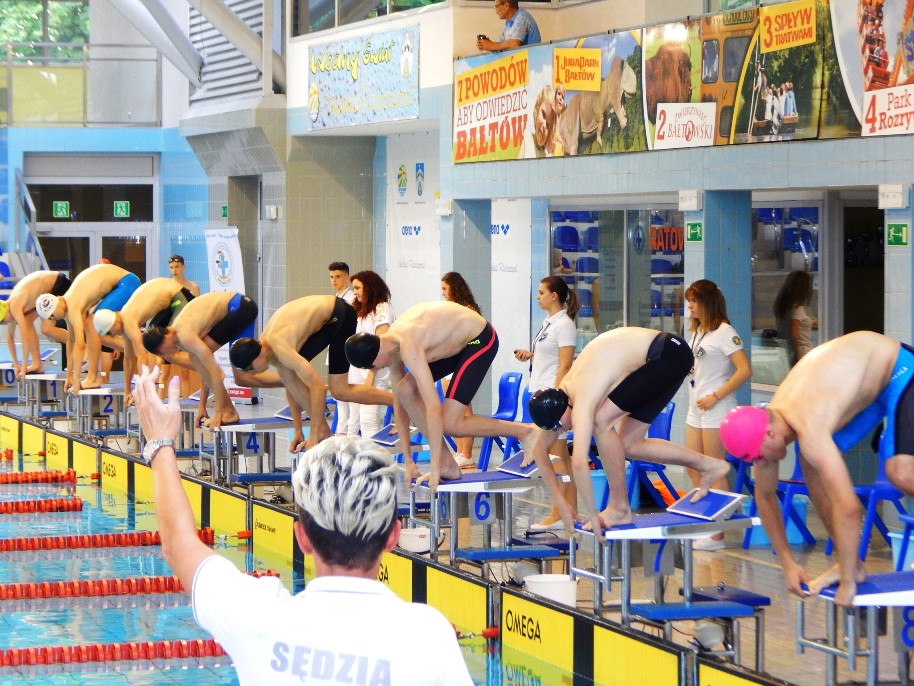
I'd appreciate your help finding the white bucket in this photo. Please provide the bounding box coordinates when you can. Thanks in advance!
[524,574,577,607]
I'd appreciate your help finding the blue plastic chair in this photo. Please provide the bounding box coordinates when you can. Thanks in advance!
[575,256,599,283]
[502,387,533,458]
[476,372,523,471]
[625,402,679,509]
[824,435,907,560]
[554,225,580,252]
[584,225,600,252]
[742,444,816,548]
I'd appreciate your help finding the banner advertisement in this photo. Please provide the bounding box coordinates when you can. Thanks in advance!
[490,199,531,408]
[203,227,251,401]
[453,0,912,158]
[306,25,419,130]
[386,132,441,315]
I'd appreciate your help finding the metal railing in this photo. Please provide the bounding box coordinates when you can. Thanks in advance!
[1,42,161,127]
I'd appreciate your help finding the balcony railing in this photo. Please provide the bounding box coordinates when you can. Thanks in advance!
[1,42,161,127]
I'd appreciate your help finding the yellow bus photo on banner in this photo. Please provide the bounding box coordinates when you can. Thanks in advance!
[501,592,574,673]
[593,624,681,685]
[45,432,69,472]
[0,415,20,453]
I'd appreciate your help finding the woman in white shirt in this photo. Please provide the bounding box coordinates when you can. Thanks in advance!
[514,276,579,530]
[774,270,816,366]
[346,271,395,438]
[685,279,752,549]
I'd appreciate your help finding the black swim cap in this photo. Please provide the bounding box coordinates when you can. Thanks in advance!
[528,388,569,430]
[345,333,381,369]
[142,326,167,354]
[229,338,262,371]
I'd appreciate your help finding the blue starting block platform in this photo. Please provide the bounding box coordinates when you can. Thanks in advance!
[406,456,568,579]
[798,571,914,686]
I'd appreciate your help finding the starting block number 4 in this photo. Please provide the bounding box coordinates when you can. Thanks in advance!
[470,493,496,525]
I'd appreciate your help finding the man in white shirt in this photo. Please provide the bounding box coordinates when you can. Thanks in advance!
[329,261,354,433]
[132,364,473,686]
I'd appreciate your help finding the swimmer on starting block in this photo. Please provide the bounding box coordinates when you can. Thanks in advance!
[345,300,540,491]
[721,331,914,608]
[142,291,257,430]
[36,263,141,393]
[526,327,731,537]
[228,295,393,452]
[93,277,195,406]
[2,270,70,377]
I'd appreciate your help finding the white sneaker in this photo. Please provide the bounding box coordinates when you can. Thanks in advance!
[454,453,476,469]
[693,536,726,552]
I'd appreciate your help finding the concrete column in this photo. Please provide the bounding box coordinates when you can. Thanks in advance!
[683,190,753,405]
[883,188,914,342]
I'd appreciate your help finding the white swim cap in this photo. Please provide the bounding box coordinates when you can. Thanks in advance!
[35,294,59,320]
[93,309,117,335]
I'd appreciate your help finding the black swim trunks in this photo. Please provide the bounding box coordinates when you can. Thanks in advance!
[51,273,71,297]
[427,323,498,406]
[297,299,357,375]
[207,294,258,346]
[608,332,693,424]
[146,287,195,330]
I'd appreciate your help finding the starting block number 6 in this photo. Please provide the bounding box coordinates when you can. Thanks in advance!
[470,493,496,525]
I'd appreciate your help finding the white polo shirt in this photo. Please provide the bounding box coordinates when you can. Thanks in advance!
[193,556,473,686]
[529,310,577,391]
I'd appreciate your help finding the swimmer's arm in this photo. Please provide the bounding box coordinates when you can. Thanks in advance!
[568,405,600,526]
[6,309,20,371]
[401,345,444,458]
[390,362,412,462]
[271,341,327,417]
[802,443,862,594]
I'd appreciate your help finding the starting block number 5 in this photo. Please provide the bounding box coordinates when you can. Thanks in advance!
[470,493,496,525]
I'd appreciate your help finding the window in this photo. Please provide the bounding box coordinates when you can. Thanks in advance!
[0,0,88,59]
[293,0,443,36]
[550,207,684,350]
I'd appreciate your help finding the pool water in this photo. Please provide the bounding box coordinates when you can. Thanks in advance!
[0,460,504,685]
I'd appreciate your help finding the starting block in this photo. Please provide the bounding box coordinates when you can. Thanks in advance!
[407,454,566,578]
[798,571,914,686]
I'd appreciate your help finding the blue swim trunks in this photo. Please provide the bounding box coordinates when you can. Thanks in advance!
[95,273,141,313]
[833,343,914,458]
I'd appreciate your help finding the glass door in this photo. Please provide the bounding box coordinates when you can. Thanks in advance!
[37,225,152,280]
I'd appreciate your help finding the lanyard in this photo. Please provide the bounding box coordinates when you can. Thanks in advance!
[689,330,707,380]
[530,321,551,372]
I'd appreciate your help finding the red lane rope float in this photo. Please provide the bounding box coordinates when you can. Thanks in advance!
[0,638,227,666]
[0,569,279,601]
[0,469,76,485]
[0,528,217,552]
[0,497,83,514]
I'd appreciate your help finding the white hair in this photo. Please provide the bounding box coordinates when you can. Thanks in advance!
[291,436,399,540]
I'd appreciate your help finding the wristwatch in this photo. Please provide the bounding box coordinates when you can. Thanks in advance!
[142,438,175,464]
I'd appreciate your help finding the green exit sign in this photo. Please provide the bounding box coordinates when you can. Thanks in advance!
[686,221,703,242]
[113,201,130,218]
[52,201,70,219]
[887,223,909,247]
[221,205,229,219]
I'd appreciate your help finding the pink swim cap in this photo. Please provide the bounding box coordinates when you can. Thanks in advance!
[720,406,769,463]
